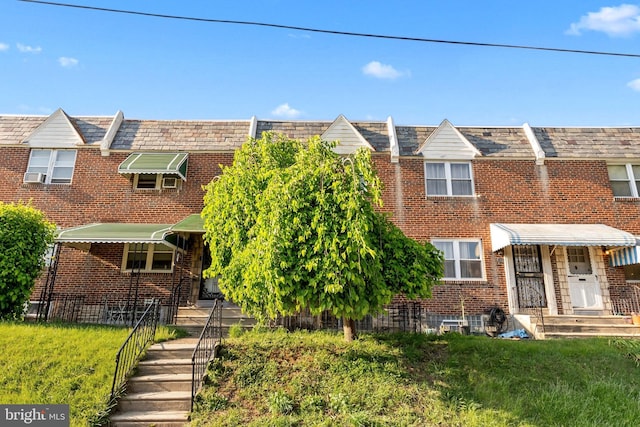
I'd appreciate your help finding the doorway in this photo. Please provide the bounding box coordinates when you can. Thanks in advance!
[513,245,547,309]
[566,246,602,310]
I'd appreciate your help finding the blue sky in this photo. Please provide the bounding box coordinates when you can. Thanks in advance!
[1,1,640,126]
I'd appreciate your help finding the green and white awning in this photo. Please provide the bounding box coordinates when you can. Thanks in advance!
[56,223,174,244]
[490,223,636,252]
[118,153,188,180]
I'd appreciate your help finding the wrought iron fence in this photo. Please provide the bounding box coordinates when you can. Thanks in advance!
[611,284,640,315]
[274,301,432,333]
[109,299,160,402]
[191,298,223,410]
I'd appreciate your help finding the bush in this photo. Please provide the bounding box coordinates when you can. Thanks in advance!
[0,202,55,320]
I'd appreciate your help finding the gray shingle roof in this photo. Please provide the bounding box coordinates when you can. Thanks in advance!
[3,112,640,159]
[396,126,533,157]
[0,115,112,146]
[109,120,252,150]
[533,127,640,158]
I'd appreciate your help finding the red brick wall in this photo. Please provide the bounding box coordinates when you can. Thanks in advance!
[0,147,234,305]
[372,155,627,315]
[5,144,638,316]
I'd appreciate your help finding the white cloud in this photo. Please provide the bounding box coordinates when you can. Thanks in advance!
[0,43,9,52]
[627,78,640,91]
[566,4,640,37]
[58,57,79,68]
[362,61,404,79]
[271,103,302,119]
[17,43,42,53]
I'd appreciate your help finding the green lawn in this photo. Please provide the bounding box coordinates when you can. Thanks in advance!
[0,322,183,427]
[191,329,640,427]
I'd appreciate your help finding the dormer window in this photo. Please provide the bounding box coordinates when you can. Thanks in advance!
[25,149,77,184]
[425,162,474,196]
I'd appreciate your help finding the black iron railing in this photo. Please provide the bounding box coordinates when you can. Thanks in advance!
[275,301,431,333]
[109,299,160,402]
[612,284,640,315]
[191,298,223,410]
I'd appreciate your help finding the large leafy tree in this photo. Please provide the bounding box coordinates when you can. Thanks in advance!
[202,133,443,341]
[0,201,56,320]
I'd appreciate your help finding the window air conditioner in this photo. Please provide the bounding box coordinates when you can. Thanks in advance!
[23,172,46,183]
[162,176,178,189]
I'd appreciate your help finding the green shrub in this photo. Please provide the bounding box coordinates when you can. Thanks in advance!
[267,391,295,415]
[0,202,55,320]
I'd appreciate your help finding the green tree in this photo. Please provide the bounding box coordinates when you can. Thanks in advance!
[202,133,443,341]
[0,201,56,320]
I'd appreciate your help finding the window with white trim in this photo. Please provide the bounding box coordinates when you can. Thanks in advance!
[425,162,474,196]
[26,149,77,184]
[133,174,181,190]
[608,164,640,197]
[432,239,483,280]
[122,243,175,272]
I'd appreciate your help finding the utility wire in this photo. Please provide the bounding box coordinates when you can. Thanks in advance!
[18,0,640,59]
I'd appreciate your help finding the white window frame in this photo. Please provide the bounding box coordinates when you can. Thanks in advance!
[608,164,640,198]
[424,161,474,197]
[121,243,175,273]
[432,239,484,281]
[26,149,77,184]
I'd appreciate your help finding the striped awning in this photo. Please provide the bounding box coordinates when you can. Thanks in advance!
[56,223,174,244]
[609,245,640,267]
[490,223,636,252]
[118,152,188,180]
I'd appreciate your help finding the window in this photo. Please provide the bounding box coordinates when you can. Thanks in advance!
[624,264,640,281]
[26,149,77,184]
[425,162,473,196]
[133,174,180,190]
[608,164,640,197]
[122,243,175,272]
[433,240,483,280]
[135,174,161,189]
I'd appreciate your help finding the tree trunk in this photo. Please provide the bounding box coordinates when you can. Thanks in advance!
[343,317,356,342]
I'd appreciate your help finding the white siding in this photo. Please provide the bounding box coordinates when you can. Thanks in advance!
[23,109,84,147]
[322,115,373,154]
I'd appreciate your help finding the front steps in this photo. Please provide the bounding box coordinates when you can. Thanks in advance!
[175,300,256,336]
[517,314,640,339]
[109,338,197,427]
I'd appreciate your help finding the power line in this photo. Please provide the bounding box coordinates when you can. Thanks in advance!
[18,0,640,59]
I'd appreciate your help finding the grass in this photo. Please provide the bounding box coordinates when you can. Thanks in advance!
[191,329,640,427]
[0,322,185,427]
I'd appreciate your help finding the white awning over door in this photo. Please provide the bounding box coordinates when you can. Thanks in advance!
[490,223,636,252]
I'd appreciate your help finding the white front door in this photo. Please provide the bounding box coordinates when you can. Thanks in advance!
[567,247,602,310]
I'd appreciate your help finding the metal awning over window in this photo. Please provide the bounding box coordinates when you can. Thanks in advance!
[490,223,636,252]
[171,214,205,233]
[609,244,640,267]
[118,153,188,180]
[56,223,175,247]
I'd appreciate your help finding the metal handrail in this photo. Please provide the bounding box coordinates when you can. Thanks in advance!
[191,298,223,410]
[109,299,160,402]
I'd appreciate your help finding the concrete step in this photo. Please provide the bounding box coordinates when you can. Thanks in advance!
[145,343,196,360]
[117,391,191,412]
[545,330,640,339]
[542,324,640,335]
[136,358,192,375]
[540,315,632,326]
[109,410,189,427]
[127,373,192,393]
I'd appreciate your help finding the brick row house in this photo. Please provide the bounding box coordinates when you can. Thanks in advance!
[2,108,640,334]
